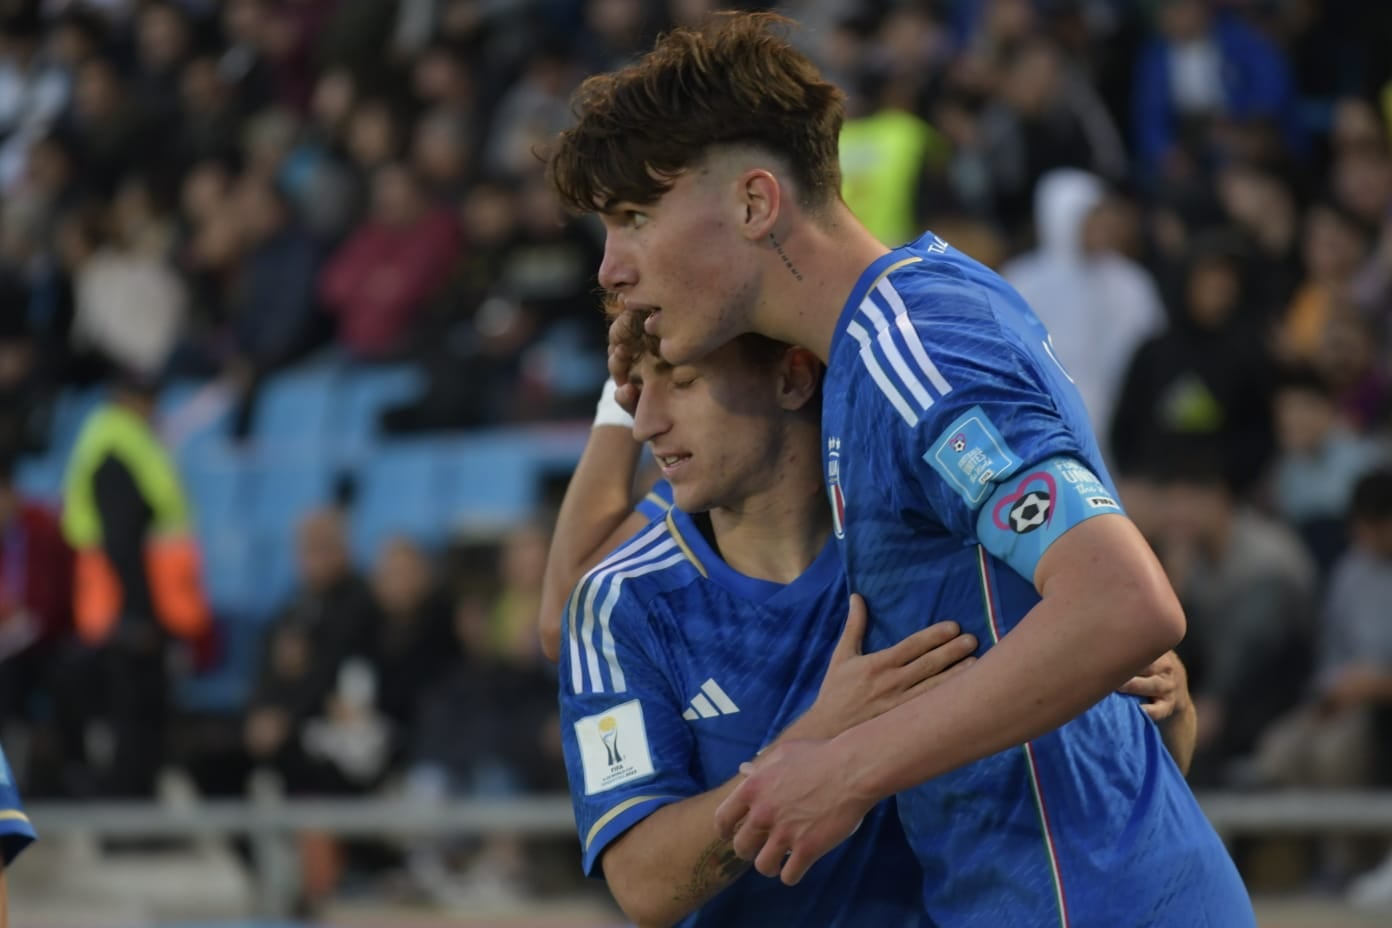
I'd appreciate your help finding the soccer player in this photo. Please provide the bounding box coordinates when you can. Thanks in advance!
[558,316,979,927]
[1,744,36,928]
[549,304,1198,927]
[548,12,1253,926]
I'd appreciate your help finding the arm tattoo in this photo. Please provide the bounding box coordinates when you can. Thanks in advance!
[769,233,805,282]
[674,836,749,905]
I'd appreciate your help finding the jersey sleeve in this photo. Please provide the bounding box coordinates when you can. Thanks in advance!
[0,746,36,866]
[558,576,701,877]
[875,299,1123,583]
[635,480,674,521]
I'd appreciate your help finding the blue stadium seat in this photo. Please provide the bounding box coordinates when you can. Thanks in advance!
[174,615,269,714]
[349,439,448,564]
[437,436,542,535]
[251,361,339,452]
[183,455,257,618]
[14,386,107,503]
[329,362,426,462]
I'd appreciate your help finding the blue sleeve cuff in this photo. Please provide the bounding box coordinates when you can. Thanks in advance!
[975,456,1123,582]
[1,812,37,866]
[580,794,683,877]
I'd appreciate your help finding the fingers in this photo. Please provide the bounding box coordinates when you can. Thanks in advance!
[1140,700,1172,722]
[882,620,961,667]
[715,777,755,841]
[830,594,868,663]
[905,654,977,697]
[753,833,791,879]
[1119,673,1170,700]
[898,633,977,688]
[614,382,639,414]
[780,842,821,886]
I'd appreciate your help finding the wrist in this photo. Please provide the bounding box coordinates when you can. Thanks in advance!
[593,378,635,430]
[827,727,889,808]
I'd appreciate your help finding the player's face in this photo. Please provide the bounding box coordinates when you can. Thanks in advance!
[630,343,785,513]
[597,171,759,366]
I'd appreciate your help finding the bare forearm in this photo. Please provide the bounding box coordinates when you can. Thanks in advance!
[603,780,748,928]
[1160,696,1198,776]
[540,426,645,660]
[839,574,1180,798]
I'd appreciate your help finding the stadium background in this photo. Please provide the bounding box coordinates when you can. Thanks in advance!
[1,0,1392,924]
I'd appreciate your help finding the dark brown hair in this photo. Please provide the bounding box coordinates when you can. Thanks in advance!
[549,12,846,215]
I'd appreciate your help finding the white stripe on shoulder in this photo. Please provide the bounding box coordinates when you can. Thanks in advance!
[596,550,689,693]
[847,320,919,427]
[877,278,953,397]
[567,521,671,693]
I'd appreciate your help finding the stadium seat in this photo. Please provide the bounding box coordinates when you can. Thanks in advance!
[329,362,426,462]
[250,361,338,452]
[436,435,543,537]
[349,439,449,564]
[174,614,269,714]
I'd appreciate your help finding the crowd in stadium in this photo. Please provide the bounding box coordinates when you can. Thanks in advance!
[2,0,1392,914]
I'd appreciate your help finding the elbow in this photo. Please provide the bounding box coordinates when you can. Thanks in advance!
[539,619,561,663]
[1133,586,1186,659]
[609,888,677,928]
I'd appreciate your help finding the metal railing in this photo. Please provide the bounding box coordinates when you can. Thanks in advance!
[22,790,1392,916]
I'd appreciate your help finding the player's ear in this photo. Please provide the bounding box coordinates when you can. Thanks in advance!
[739,169,781,243]
[777,347,821,412]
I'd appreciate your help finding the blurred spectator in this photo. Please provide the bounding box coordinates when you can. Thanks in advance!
[131,0,193,128]
[967,35,1126,233]
[1269,364,1388,574]
[0,8,69,191]
[1111,233,1276,489]
[840,73,948,248]
[1280,200,1376,364]
[0,449,73,746]
[1251,469,1392,794]
[413,107,473,204]
[318,162,461,360]
[61,55,156,197]
[1215,160,1301,314]
[1132,0,1299,179]
[0,270,51,457]
[173,55,242,172]
[360,536,457,763]
[243,505,377,914]
[58,375,210,797]
[60,180,187,382]
[1315,305,1392,435]
[1003,169,1165,451]
[482,38,580,178]
[1154,441,1316,787]
[225,174,323,375]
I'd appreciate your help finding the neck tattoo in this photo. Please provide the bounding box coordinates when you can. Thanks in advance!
[769,232,804,282]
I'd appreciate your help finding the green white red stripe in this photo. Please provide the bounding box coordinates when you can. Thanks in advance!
[975,546,1071,928]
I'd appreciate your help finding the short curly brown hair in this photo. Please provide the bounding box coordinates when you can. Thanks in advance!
[549,11,846,215]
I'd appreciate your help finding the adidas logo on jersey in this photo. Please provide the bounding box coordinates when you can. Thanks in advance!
[681,679,741,720]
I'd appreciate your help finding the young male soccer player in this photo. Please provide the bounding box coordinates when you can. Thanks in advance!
[557,321,980,927]
[548,13,1253,926]
[548,306,1198,927]
[1,745,36,928]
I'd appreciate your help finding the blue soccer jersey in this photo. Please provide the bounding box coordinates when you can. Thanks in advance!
[559,505,926,928]
[0,745,35,866]
[821,233,1254,927]
[634,478,675,521]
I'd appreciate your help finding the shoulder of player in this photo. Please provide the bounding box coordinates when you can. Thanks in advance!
[566,520,703,630]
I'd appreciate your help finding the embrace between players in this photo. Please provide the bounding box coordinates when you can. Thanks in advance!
[538,12,1256,928]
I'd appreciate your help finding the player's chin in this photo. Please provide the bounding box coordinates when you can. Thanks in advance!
[670,483,715,515]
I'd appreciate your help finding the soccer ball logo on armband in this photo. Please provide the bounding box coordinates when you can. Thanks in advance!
[1007,490,1051,534]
